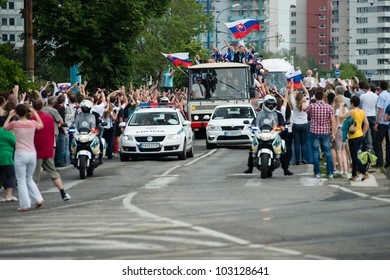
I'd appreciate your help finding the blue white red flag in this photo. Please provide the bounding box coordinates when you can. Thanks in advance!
[286,69,303,88]
[224,19,260,39]
[161,52,193,67]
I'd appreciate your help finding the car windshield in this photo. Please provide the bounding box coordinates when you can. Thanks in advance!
[212,107,254,120]
[129,112,179,126]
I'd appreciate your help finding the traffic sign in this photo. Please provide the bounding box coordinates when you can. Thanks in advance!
[334,70,340,77]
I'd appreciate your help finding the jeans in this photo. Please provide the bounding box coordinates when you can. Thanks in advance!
[311,133,333,176]
[55,133,66,166]
[64,133,70,165]
[348,136,366,177]
[14,151,44,209]
[103,128,115,158]
[373,123,389,167]
[292,123,308,163]
[362,116,376,152]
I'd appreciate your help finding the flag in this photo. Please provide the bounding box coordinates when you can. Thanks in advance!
[224,19,260,39]
[286,69,303,88]
[161,52,193,67]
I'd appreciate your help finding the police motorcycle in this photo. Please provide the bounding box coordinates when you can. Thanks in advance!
[250,123,284,179]
[69,100,107,179]
[245,95,285,179]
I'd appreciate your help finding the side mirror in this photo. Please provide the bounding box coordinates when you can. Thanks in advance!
[183,120,191,126]
[203,115,210,120]
[68,127,76,133]
[119,122,126,128]
[243,120,250,125]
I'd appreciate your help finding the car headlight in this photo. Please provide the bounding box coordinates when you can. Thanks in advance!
[207,125,221,131]
[123,135,134,141]
[167,134,180,140]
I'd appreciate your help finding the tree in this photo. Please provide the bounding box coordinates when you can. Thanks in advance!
[0,43,34,92]
[32,0,170,89]
[132,0,211,88]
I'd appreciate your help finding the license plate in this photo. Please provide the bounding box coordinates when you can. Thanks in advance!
[140,143,160,148]
[224,131,242,136]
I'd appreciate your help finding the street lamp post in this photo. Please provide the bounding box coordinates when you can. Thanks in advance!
[215,3,240,49]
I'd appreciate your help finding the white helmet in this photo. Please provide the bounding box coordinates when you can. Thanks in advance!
[262,95,277,112]
[80,99,93,113]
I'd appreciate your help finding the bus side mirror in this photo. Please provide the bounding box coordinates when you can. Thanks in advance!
[249,87,256,99]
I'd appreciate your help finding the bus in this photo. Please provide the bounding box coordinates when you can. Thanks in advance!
[185,62,255,138]
[260,58,292,96]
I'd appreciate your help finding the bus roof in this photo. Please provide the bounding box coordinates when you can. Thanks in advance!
[188,62,250,70]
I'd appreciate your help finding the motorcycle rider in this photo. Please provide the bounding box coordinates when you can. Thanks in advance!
[72,99,104,164]
[244,95,293,176]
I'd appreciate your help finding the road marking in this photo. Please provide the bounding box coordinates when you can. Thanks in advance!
[328,184,390,204]
[123,192,331,259]
[143,176,177,190]
[184,149,217,167]
[41,180,84,193]
[349,173,378,187]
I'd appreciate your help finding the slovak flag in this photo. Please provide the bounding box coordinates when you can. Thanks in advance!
[286,68,303,88]
[161,52,193,67]
[224,19,260,39]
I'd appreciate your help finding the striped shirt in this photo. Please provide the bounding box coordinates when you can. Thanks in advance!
[306,100,334,135]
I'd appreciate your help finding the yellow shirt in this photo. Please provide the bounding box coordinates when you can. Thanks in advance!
[349,108,365,139]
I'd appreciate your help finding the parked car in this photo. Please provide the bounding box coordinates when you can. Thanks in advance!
[206,104,256,149]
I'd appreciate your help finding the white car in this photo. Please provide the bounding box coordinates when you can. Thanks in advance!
[119,106,194,161]
[206,104,256,149]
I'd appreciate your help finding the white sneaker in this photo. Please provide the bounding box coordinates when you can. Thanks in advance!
[328,174,334,179]
[62,193,71,201]
[315,174,321,179]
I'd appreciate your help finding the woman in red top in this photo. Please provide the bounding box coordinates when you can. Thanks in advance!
[3,104,44,211]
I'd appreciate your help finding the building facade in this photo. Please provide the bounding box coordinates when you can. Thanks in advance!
[0,0,24,48]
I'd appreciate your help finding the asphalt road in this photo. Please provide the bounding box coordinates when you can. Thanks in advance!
[0,140,390,260]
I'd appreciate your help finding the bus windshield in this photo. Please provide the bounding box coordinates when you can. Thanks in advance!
[189,67,248,100]
[265,72,287,96]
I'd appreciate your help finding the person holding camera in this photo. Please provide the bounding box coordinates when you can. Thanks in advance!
[102,94,118,160]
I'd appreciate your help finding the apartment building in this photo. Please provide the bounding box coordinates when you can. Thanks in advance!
[0,0,24,48]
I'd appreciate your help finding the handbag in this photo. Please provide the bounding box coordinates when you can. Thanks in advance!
[348,120,356,134]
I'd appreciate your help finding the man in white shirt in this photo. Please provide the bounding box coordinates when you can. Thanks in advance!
[360,84,378,152]
[191,77,206,99]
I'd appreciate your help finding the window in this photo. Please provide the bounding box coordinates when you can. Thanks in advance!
[332,19,339,24]
[357,17,368,24]
[2,18,7,25]
[291,30,296,35]
[357,38,368,44]
[319,33,326,38]
[2,34,8,41]
[320,60,327,65]
[8,2,14,9]
[291,21,296,26]
[319,42,327,46]
[320,51,327,56]
[9,18,15,26]
[320,15,326,20]
[357,7,368,13]
[319,24,326,28]
[332,28,339,33]
[9,34,15,41]
[291,12,296,17]
[319,6,326,11]
[357,59,367,65]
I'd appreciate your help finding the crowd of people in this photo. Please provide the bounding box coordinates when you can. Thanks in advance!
[1,45,390,209]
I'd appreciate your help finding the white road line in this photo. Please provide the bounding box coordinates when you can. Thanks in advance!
[41,180,84,193]
[143,176,177,190]
[184,149,217,166]
[123,192,330,259]
[328,184,390,204]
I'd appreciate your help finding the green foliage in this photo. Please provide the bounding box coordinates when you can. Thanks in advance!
[32,0,171,89]
[339,62,367,82]
[132,0,211,88]
[0,43,35,92]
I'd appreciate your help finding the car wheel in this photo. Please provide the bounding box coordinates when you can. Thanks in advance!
[178,140,187,160]
[206,140,216,149]
[120,152,129,162]
[187,144,194,158]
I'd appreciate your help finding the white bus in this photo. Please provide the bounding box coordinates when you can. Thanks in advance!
[185,62,255,138]
[260,58,292,96]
